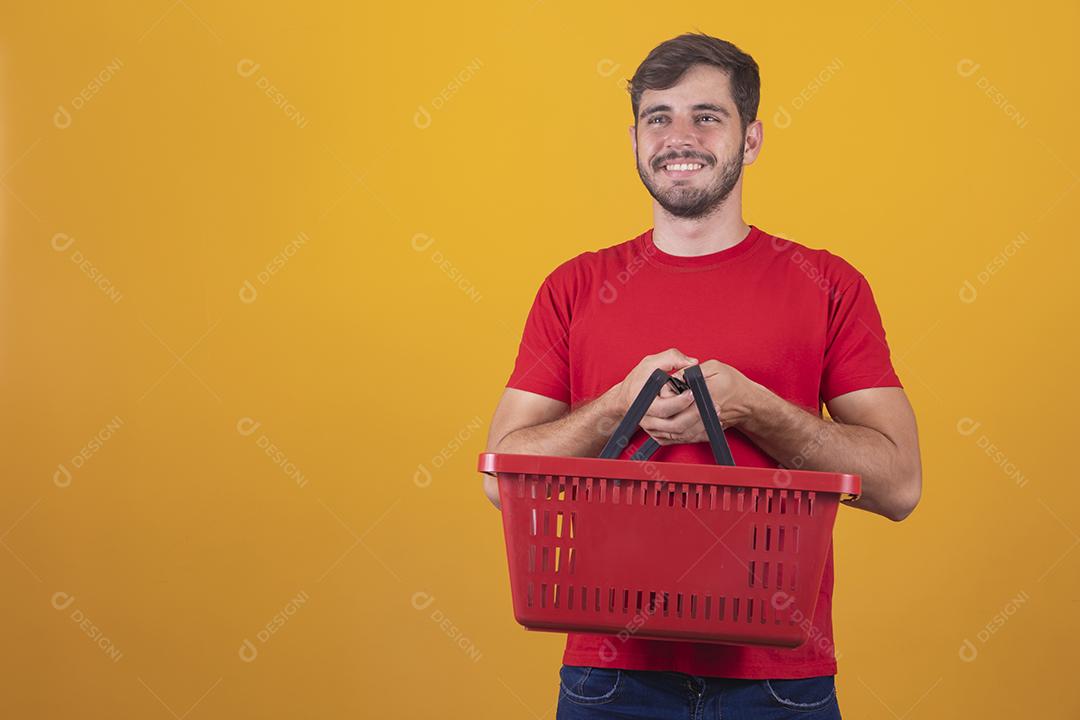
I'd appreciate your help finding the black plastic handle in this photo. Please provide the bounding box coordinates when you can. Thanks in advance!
[600,365,735,466]
[683,364,735,466]
[598,369,670,459]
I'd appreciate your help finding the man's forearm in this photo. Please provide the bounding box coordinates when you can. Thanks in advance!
[483,387,625,509]
[739,383,918,521]
[494,386,623,457]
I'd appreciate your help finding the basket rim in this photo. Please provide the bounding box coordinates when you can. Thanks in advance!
[478,452,860,496]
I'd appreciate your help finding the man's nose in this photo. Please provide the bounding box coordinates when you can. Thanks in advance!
[663,116,699,148]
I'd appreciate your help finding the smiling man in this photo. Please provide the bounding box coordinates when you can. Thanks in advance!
[483,32,921,719]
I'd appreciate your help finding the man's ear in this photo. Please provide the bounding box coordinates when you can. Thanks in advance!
[742,119,764,165]
[628,124,637,157]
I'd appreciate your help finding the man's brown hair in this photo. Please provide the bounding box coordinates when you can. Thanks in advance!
[628,32,760,133]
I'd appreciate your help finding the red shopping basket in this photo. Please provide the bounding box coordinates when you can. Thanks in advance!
[478,366,859,648]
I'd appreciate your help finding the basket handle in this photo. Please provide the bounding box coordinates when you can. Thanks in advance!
[599,365,735,466]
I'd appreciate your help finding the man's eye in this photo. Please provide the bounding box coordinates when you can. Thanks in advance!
[698,115,718,123]
[648,116,667,124]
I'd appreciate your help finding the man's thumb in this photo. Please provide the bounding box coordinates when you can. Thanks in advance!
[661,348,697,368]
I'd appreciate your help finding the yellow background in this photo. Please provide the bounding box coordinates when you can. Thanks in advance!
[2,1,1077,717]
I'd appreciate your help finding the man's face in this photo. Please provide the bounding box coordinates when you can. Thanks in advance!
[630,64,757,219]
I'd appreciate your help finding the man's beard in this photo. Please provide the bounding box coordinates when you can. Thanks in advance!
[636,139,745,219]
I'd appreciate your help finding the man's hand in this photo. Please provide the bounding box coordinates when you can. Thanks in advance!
[611,348,700,421]
[640,360,761,445]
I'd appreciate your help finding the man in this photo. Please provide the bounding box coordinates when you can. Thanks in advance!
[482,32,921,718]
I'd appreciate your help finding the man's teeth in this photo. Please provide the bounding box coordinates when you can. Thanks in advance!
[665,163,703,171]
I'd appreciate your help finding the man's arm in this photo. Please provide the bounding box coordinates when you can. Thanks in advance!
[482,348,699,508]
[639,362,922,522]
[739,384,922,522]
[481,388,618,508]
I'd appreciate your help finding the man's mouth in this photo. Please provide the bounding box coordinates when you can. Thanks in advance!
[659,161,707,177]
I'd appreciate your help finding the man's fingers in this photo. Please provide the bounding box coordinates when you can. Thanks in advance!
[644,391,694,418]
[642,407,701,436]
[648,347,698,372]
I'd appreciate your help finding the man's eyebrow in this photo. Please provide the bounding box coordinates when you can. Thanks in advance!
[639,103,732,119]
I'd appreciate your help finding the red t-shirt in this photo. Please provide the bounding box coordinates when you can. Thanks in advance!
[504,224,902,679]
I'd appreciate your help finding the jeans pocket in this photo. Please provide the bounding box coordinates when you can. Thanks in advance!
[763,675,837,711]
[559,665,622,705]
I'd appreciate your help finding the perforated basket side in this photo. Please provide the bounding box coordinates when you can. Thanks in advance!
[497,470,841,648]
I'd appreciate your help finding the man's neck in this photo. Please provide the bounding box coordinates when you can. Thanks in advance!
[651,196,750,257]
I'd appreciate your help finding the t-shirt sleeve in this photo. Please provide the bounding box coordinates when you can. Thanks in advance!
[505,270,573,404]
[820,273,903,403]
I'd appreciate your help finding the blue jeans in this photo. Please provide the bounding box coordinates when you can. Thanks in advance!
[556,664,841,719]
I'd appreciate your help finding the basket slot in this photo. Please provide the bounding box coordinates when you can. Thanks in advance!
[704,595,711,619]
[527,581,534,608]
[528,544,536,572]
[793,526,800,554]
[777,562,784,591]
[749,560,755,588]
[808,491,815,516]
[778,526,786,552]
[762,561,770,589]
[790,562,798,591]
[765,525,772,551]
[594,587,601,612]
[779,490,788,514]
[543,510,551,537]
[622,589,630,614]
[568,546,576,574]
[541,546,549,573]
[751,524,757,551]
[529,509,537,537]
[554,546,562,573]
[555,511,564,538]
[553,583,560,608]
[766,490,773,514]
[746,598,754,623]
[733,597,741,622]
[569,513,576,539]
